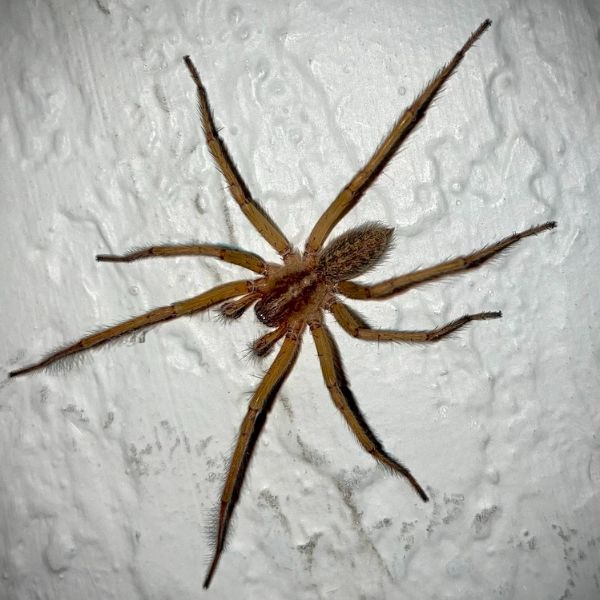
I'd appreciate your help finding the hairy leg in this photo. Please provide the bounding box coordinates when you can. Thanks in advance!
[97,244,268,274]
[330,300,500,342]
[9,280,252,377]
[305,20,492,254]
[310,318,428,501]
[339,221,556,300]
[204,323,304,588]
[184,56,293,257]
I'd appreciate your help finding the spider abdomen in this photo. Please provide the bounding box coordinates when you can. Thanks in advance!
[318,223,394,282]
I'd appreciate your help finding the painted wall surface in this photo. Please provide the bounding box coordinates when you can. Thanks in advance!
[1,1,599,598]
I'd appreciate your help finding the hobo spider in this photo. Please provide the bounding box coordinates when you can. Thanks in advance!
[10,19,556,588]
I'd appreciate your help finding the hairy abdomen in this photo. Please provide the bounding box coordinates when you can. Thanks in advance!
[318,223,393,282]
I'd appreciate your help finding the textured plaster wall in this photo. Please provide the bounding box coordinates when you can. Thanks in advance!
[1,0,599,599]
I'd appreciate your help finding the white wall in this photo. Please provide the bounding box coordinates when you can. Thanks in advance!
[1,0,599,598]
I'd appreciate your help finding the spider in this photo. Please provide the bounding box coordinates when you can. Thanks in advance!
[10,18,556,589]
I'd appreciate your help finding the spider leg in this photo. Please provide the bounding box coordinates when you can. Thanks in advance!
[305,19,492,254]
[330,299,500,342]
[339,221,556,300]
[184,56,293,257]
[310,318,428,501]
[204,323,304,589]
[97,244,268,274]
[9,280,251,377]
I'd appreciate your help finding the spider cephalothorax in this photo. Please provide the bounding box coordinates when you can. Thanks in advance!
[10,19,556,589]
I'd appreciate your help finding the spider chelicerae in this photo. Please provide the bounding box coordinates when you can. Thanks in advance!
[10,19,556,588]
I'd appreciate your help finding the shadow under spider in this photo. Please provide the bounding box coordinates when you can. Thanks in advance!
[10,19,556,589]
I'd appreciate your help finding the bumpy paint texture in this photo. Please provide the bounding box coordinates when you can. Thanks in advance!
[1,1,599,598]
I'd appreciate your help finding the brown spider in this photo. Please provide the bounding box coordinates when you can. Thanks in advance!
[10,19,556,588]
